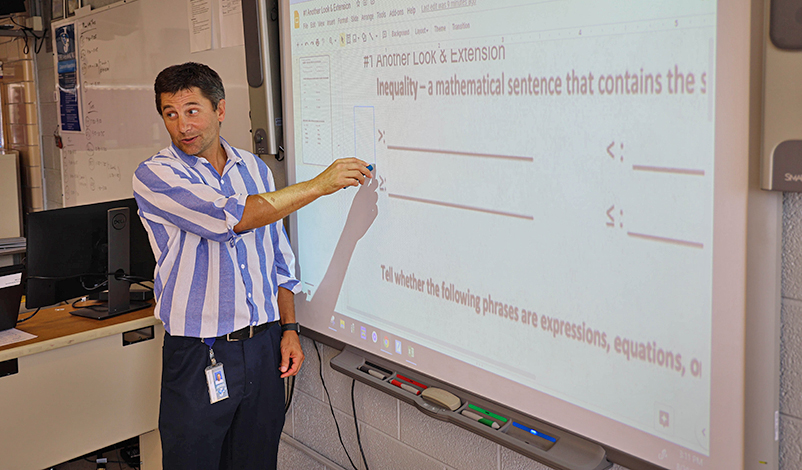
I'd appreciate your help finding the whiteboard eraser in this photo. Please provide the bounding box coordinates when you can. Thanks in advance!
[421,387,461,411]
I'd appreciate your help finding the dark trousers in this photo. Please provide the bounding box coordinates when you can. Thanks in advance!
[159,323,285,470]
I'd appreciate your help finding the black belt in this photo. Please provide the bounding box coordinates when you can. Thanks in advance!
[215,321,278,342]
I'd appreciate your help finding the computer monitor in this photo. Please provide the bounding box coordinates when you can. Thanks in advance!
[0,1,25,16]
[26,198,156,319]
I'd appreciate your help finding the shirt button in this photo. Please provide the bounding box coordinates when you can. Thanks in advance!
[248,292,252,298]
[241,264,245,269]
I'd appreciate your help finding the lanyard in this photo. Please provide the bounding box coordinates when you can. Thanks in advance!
[203,338,217,365]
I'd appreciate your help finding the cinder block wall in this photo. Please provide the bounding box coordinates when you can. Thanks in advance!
[780,193,802,468]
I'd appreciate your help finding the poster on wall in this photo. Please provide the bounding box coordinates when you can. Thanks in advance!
[56,23,81,132]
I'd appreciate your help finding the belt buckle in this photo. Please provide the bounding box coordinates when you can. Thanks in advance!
[226,325,254,342]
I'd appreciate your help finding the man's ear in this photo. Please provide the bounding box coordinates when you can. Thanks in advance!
[217,99,226,124]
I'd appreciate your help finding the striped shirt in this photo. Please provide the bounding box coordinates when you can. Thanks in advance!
[132,137,300,338]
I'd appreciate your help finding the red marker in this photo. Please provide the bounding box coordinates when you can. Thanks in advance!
[396,374,427,390]
[390,378,421,395]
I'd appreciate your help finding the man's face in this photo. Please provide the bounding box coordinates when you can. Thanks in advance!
[159,87,225,160]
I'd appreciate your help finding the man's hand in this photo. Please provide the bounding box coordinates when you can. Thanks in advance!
[310,157,372,196]
[279,330,304,378]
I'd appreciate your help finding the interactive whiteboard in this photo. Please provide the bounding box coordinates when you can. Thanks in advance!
[281,1,754,468]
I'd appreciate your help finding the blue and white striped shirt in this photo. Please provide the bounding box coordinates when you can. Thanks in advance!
[132,137,300,338]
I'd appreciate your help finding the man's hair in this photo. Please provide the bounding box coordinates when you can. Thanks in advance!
[154,62,225,114]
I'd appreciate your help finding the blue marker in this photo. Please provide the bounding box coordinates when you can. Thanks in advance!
[342,164,374,190]
[512,422,557,443]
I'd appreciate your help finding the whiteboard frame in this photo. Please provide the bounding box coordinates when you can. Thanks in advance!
[278,1,774,469]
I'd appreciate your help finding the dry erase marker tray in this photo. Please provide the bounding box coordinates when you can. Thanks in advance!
[331,346,610,470]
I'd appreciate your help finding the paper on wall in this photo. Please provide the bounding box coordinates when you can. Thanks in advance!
[219,0,244,48]
[188,0,212,53]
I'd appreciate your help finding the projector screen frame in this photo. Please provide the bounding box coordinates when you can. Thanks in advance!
[277,1,778,468]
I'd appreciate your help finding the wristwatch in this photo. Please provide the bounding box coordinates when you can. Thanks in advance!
[281,322,301,334]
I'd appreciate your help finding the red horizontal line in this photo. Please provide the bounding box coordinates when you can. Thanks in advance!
[627,232,704,249]
[632,165,705,176]
[389,193,534,220]
[388,145,533,162]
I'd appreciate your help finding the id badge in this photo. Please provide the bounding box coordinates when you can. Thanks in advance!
[205,362,229,404]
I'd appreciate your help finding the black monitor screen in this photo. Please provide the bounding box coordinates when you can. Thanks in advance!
[25,198,156,309]
[0,1,25,16]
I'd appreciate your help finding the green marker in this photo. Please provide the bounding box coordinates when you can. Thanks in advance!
[478,417,498,428]
[468,404,508,423]
[461,409,501,429]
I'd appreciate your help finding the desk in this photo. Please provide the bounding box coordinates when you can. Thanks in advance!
[0,302,164,470]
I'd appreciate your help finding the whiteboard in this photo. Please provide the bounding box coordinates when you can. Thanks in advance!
[52,0,252,206]
[279,1,767,468]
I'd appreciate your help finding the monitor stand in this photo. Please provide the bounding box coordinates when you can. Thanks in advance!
[71,207,152,320]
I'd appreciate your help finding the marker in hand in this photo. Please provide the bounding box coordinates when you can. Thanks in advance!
[342,164,374,190]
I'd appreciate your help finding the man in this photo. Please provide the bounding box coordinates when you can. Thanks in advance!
[132,62,371,469]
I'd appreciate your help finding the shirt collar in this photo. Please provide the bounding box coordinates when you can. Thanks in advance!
[219,137,245,167]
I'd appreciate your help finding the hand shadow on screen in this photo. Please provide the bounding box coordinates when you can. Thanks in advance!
[297,175,379,317]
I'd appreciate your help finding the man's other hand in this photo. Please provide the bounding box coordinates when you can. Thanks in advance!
[279,331,304,378]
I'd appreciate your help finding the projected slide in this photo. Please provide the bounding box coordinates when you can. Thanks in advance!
[288,0,716,461]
